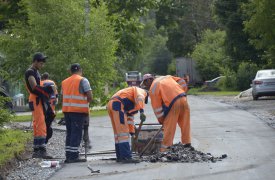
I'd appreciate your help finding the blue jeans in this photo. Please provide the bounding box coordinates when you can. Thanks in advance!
[64,112,86,160]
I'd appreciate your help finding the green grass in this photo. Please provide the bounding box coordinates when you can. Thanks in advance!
[12,109,108,122]
[188,88,240,96]
[0,129,32,166]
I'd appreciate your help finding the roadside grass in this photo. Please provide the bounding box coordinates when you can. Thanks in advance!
[12,109,108,122]
[0,129,32,166]
[188,88,240,96]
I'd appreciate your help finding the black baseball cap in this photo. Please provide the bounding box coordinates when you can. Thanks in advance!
[70,63,82,73]
[33,52,48,62]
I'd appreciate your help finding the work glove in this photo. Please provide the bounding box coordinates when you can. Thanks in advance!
[140,112,146,122]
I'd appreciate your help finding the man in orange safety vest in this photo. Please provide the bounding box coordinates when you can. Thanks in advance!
[140,74,191,152]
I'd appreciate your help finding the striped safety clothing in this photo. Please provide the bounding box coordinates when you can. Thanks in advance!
[149,75,187,122]
[41,79,58,99]
[108,87,147,159]
[112,86,147,133]
[62,74,89,113]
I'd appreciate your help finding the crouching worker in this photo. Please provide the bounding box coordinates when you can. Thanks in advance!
[107,87,148,163]
[141,74,191,152]
[25,52,54,159]
[62,63,92,163]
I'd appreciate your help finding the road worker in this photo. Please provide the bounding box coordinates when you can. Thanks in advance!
[140,74,191,152]
[62,63,92,163]
[41,72,58,144]
[107,86,148,163]
[41,72,58,112]
[25,52,54,158]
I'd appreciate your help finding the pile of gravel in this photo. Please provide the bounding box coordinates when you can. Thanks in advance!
[143,143,227,163]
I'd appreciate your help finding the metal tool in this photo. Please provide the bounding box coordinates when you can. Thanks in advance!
[80,149,116,156]
[83,125,89,159]
[87,165,100,173]
[139,125,163,157]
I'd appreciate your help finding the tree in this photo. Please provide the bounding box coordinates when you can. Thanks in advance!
[95,0,158,71]
[156,0,217,57]
[191,29,230,80]
[0,0,117,101]
[214,0,262,69]
[243,0,275,66]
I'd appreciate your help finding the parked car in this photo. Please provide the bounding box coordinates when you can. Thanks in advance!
[204,76,225,87]
[251,69,275,100]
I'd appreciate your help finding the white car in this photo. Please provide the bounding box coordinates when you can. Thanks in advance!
[251,69,275,100]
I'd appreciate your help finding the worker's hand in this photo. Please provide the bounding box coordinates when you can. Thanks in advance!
[140,112,146,122]
[158,117,165,125]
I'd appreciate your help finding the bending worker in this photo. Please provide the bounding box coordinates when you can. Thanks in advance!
[107,86,148,163]
[25,52,54,159]
[140,74,190,152]
[62,63,92,163]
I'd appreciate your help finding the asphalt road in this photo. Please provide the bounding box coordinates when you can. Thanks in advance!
[50,96,275,180]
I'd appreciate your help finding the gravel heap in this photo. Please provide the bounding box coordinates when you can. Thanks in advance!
[143,143,227,163]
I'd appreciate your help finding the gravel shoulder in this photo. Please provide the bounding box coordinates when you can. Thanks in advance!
[3,95,275,180]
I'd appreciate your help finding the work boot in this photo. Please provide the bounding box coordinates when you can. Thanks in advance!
[64,158,87,163]
[40,147,53,159]
[120,158,140,164]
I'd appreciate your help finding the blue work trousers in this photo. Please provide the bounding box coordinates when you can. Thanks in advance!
[64,112,86,160]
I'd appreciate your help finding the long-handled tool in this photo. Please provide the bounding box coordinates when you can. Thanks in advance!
[133,120,144,149]
[83,125,89,159]
[139,125,163,157]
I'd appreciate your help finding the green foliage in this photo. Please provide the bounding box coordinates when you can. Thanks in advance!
[102,0,158,70]
[167,59,176,75]
[0,1,117,105]
[0,129,31,166]
[218,68,237,91]
[156,0,217,57]
[191,29,230,81]
[0,96,13,127]
[243,0,275,66]
[236,62,258,90]
[214,0,262,69]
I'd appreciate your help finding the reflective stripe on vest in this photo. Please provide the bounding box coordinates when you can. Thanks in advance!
[62,74,89,113]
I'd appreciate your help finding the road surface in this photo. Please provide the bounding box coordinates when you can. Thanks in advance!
[50,96,275,180]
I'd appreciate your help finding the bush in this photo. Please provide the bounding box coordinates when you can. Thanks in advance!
[0,96,13,127]
[236,62,258,90]
[217,68,237,91]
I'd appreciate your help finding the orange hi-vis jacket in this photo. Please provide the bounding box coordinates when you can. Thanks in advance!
[62,74,89,113]
[41,79,58,99]
[172,76,188,92]
[112,86,147,114]
[149,75,186,122]
[112,86,147,134]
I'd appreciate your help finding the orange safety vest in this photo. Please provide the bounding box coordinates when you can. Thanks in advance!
[112,86,147,114]
[62,74,89,113]
[149,75,186,119]
[41,79,58,99]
